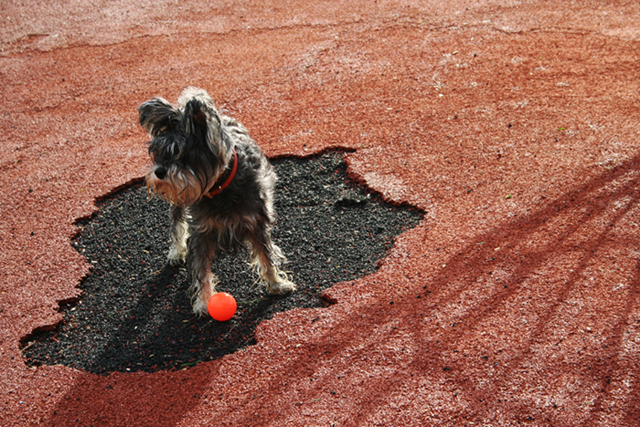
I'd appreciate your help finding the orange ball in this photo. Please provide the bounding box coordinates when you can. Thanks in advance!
[207,292,237,321]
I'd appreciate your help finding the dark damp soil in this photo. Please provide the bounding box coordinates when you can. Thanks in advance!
[21,151,423,374]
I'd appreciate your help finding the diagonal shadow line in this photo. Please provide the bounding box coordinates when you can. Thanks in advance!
[422,160,640,341]
[416,160,640,335]
[399,155,640,424]
[224,153,640,426]
[409,170,640,424]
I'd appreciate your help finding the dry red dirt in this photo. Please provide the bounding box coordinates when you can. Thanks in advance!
[2,1,640,426]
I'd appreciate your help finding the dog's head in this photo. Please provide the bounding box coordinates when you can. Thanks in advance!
[138,87,234,205]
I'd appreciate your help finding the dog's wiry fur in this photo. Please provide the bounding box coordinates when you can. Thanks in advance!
[139,87,296,316]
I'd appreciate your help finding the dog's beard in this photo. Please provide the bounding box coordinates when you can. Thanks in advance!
[145,167,209,206]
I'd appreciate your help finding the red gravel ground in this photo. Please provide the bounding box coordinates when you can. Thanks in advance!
[2,1,640,426]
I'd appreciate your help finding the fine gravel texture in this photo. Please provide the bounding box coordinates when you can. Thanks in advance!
[22,151,423,374]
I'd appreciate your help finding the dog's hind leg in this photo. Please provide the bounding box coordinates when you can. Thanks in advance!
[249,227,296,295]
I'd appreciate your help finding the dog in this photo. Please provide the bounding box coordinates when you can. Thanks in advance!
[138,87,296,316]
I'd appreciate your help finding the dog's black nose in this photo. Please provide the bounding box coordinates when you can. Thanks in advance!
[154,167,167,180]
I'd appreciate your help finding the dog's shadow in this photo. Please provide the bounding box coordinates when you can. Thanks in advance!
[21,151,423,374]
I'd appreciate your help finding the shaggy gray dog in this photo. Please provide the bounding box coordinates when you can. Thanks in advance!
[139,87,295,316]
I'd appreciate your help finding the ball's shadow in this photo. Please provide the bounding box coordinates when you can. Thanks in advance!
[22,151,423,374]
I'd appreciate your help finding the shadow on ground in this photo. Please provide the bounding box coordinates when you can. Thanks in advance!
[21,151,423,374]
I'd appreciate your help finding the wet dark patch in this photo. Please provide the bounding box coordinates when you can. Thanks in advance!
[22,151,423,374]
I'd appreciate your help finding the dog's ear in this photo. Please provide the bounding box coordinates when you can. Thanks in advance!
[138,98,181,136]
[180,89,233,157]
[181,97,215,135]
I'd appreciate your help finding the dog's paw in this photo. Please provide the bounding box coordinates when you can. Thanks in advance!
[192,296,210,317]
[190,275,217,317]
[266,273,297,295]
[167,245,187,265]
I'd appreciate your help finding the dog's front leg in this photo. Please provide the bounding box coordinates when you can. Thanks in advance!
[167,205,189,265]
[187,231,218,316]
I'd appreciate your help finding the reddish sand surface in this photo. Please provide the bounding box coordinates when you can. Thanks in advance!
[2,1,640,425]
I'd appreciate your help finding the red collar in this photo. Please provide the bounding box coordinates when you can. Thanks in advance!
[205,149,238,198]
